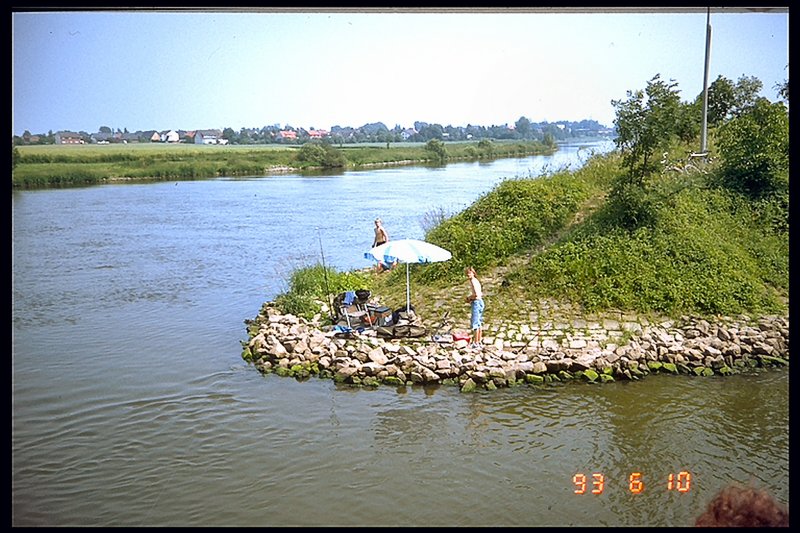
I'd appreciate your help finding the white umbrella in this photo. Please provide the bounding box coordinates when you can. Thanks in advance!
[364,238,452,313]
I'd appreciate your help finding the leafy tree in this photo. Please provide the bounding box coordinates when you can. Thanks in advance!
[515,116,532,139]
[222,127,237,144]
[477,139,494,158]
[730,75,763,115]
[775,78,789,103]
[704,76,736,125]
[607,74,692,231]
[296,141,346,168]
[714,97,788,199]
[541,123,565,142]
[611,74,682,183]
[419,123,444,141]
[674,100,702,143]
[12,146,20,169]
[297,142,326,163]
[425,139,448,162]
[99,126,112,134]
[703,75,763,126]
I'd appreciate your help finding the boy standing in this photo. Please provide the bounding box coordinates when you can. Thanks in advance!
[465,267,484,349]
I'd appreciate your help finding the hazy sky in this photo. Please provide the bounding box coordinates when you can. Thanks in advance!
[11,7,789,136]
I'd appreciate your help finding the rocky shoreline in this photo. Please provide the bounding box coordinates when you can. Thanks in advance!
[241,301,789,392]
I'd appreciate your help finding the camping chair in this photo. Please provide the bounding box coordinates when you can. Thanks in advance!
[338,290,369,328]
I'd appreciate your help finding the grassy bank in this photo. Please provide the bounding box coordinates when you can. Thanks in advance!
[272,148,788,325]
[11,139,554,189]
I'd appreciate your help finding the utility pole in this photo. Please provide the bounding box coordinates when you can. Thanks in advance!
[700,7,712,155]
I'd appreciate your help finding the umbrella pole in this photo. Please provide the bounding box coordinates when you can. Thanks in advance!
[406,263,410,313]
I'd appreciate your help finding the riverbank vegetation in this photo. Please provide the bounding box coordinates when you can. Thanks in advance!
[11,138,556,189]
[273,73,789,322]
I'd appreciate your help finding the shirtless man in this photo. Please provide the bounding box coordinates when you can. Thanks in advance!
[372,218,393,272]
[372,218,389,247]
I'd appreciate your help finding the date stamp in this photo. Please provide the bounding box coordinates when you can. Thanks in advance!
[572,471,692,494]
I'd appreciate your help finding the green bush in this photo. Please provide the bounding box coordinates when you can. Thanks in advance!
[424,139,448,163]
[505,186,787,316]
[423,169,593,280]
[295,142,347,169]
[604,179,660,230]
[714,98,789,199]
[273,263,373,321]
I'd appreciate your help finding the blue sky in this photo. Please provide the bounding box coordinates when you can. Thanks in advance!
[11,8,789,136]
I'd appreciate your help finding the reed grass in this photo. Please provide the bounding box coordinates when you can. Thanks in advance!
[12,140,554,189]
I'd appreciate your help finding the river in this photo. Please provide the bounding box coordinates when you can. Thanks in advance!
[11,140,789,526]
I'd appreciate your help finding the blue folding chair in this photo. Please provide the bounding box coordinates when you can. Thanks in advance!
[338,291,368,328]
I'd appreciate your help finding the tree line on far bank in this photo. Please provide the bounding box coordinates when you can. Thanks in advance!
[12,117,610,147]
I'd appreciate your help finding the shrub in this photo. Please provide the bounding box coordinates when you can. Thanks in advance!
[424,139,448,163]
[506,186,787,316]
[295,142,347,168]
[423,170,591,280]
[713,98,789,199]
[273,264,372,321]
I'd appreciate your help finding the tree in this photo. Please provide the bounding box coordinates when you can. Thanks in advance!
[705,75,736,126]
[715,97,788,199]
[425,139,448,163]
[611,74,682,182]
[222,127,237,144]
[702,75,763,126]
[674,100,702,144]
[731,75,763,115]
[296,141,346,168]
[99,126,112,134]
[419,123,444,141]
[607,74,685,231]
[514,116,532,139]
[775,78,788,104]
[477,139,494,158]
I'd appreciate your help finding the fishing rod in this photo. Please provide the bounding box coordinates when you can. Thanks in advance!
[316,227,335,323]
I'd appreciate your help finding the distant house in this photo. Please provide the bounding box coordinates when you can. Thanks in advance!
[195,129,226,145]
[161,130,180,143]
[307,129,329,139]
[150,131,162,142]
[279,130,297,141]
[91,131,114,144]
[400,128,416,141]
[55,131,84,144]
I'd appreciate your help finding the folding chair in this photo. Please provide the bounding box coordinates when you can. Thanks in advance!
[338,290,368,328]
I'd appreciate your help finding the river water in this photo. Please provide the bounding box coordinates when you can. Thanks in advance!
[11,141,789,526]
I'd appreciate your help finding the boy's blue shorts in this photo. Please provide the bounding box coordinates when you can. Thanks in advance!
[471,298,484,330]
